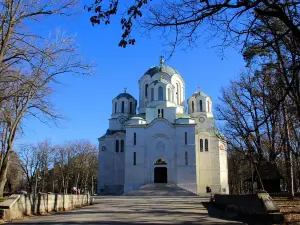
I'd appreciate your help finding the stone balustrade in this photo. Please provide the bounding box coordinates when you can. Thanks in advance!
[0,193,91,221]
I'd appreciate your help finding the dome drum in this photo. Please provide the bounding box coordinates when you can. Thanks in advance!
[187,90,212,115]
[139,65,185,113]
[112,91,137,116]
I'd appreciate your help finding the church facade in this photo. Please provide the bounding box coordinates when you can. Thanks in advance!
[97,60,229,195]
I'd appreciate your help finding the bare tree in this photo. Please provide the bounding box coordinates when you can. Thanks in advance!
[18,141,52,194]
[86,1,300,49]
[0,0,93,196]
[52,140,97,194]
[216,68,299,196]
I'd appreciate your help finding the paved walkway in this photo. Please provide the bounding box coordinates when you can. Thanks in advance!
[8,185,243,225]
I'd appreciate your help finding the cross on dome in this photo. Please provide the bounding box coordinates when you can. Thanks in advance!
[160,55,164,66]
[197,86,201,93]
[124,87,127,93]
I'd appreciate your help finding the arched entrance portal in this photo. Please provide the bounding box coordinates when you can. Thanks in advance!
[154,167,167,183]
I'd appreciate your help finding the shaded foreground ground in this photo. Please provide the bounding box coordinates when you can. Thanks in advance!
[7,196,243,224]
[274,197,300,224]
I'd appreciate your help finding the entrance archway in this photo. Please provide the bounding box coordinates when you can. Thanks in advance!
[154,167,167,183]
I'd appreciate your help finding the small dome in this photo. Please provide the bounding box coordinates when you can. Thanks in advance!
[115,92,135,100]
[192,91,209,98]
[144,66,180,77]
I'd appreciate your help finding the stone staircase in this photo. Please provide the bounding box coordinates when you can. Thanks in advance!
[123,183,198,196]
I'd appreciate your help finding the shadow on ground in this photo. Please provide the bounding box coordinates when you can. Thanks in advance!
[8,185,244,225]
[8,197,244,225]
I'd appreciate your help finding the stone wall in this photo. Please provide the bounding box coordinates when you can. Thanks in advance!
[0,193,91,221]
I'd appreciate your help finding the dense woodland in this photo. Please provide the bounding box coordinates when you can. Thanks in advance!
[6,140,98,195]
[0,0,299,196]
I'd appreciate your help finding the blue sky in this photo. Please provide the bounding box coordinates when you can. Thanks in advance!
[15,1,246,148]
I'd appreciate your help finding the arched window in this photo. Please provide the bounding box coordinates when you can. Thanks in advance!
[115,140,119,152]
[200,139,203,152]
[121,101,124,113]
[192,101,195,113]
[145,84,148,98]
[199,100,203,112]
[185,151,188,165]
[205,139,209,151]
[120,140,124,152]
[130,102,132,114]
[158,86,163,100]
[151,88,154,101]
[114,102,117,113]
[168,88,171,101]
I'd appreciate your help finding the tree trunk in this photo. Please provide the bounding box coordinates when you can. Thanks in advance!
[91,176,94,195]
[0,174,7,197]
[0,156,9,197]
[282,102,294,198]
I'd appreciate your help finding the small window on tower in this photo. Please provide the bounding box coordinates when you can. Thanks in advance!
[192,101,195,113]
[185,132,187,145]
[200,100,203,112]
[200,139,203,152]
[158,109,161,118]
[161,109,164,118]
[130,102,133,114]
[121,101,124,113]
[145,84,148,97]
[114,102,117,113]
[205,139,209,151]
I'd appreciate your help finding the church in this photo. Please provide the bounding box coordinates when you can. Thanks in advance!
[97,58,229,195]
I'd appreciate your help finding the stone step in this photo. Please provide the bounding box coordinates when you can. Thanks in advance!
[123,184,198,196]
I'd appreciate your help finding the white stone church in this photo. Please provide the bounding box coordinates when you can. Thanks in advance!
[97,58,229,195]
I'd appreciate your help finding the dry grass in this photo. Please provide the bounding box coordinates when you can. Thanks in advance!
[274,197,300,224]
[0,197,8,203]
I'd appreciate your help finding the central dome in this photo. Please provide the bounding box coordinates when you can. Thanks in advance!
[144,66,180,77]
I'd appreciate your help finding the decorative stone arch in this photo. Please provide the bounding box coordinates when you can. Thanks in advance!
[166,83,175,102]
[112,99,119,114]
[138,75,152,107]
[149,134,173,183]
[154,158,167,165]
[187,95,196,114]
[171,74,185,104]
